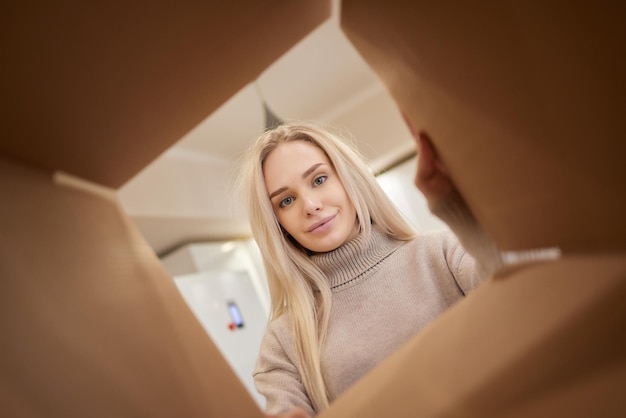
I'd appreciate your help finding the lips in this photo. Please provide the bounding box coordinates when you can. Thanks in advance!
[307,214,336,233]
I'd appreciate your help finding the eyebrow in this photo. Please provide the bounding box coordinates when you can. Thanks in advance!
[268,163,325,200]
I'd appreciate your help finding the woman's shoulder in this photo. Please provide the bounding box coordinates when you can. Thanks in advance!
[266,312,290,334]
[257,313,298,370]
[263,313,294,347]
[406,228,460,250]
[400,228,465,267]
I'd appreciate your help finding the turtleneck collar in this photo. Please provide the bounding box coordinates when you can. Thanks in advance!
[310,225,404,291]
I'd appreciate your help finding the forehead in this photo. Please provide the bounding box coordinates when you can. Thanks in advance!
[263,140,331,187]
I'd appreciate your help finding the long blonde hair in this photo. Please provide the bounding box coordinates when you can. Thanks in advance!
[236,121,415,412]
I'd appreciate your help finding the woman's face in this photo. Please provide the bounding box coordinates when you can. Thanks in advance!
[263,140,358,253]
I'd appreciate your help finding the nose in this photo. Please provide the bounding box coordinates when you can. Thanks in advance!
[302,194,322,215]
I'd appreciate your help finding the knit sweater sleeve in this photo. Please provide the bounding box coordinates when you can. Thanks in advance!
[436,229,483,294]
[253,317,315,417]
[430,190,503,283]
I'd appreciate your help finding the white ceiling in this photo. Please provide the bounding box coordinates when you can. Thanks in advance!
[118,3,416,256]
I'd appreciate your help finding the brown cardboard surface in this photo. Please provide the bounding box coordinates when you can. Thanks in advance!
[1,0,331,189]
[321,256,626,418]
[341,0,626,253]
[0,157,264,417]
[334,1,626,417]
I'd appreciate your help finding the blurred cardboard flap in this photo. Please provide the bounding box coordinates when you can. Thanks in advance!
[1,0,329,189]
[1,155,265,416]
[0,1,331,416]
[54,171,118,200]
[340,0,626,254]
[328,1,626,417]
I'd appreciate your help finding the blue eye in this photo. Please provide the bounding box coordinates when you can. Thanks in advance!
[279,196,294,208]
[314,175,327,186]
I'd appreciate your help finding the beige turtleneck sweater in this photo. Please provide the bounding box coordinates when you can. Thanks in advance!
[254,226,488,416]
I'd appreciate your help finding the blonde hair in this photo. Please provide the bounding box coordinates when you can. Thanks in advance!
[236,121,415,412]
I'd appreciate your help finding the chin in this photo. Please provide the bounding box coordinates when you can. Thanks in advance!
[308,239,343,254]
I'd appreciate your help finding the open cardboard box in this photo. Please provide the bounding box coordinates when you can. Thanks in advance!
[2,0,625,417]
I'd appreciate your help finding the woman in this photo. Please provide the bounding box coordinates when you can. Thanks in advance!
[236,121,501,417]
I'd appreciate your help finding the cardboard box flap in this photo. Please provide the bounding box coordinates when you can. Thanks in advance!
[0,156,265,417]
[320,255,626,417]
[1,0,331,189]
[341,0,626,253]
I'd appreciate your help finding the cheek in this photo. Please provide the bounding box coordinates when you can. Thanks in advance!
[336,185,353,208]
[275,209,296,234]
